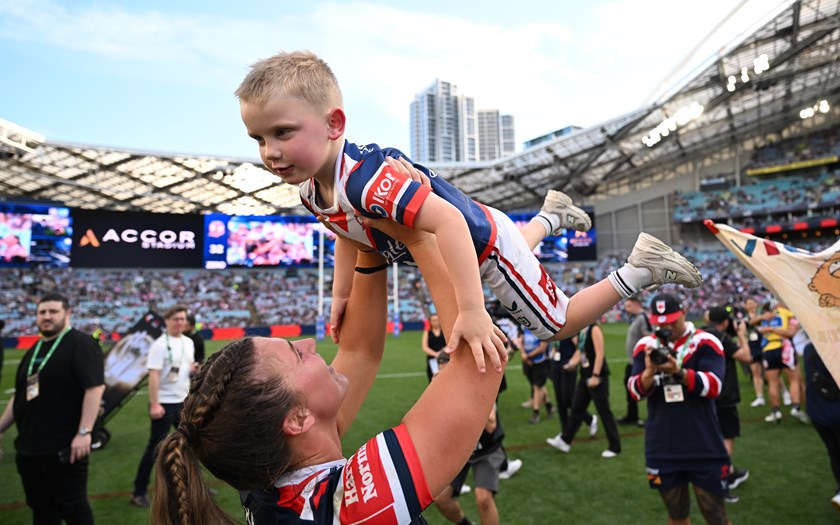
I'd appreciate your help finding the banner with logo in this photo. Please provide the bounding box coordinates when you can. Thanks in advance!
[99,310,164,426]
[71,209,204,268]
[705,220,840,384]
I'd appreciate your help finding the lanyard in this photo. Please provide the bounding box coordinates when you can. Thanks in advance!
[577,326,589,353]
[672,328,696,365]
[166,334,184,366]
[27,327,71,376]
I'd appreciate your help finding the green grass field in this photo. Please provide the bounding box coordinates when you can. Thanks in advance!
[0,324,835,524]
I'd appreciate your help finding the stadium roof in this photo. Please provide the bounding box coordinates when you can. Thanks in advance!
[1,0,838,216]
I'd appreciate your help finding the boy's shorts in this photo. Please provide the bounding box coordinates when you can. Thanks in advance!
[481,207,570,340]
[450,447,505,497]
[646,459,730,496]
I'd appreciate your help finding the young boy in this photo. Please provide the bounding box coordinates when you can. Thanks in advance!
[236,51,702,371]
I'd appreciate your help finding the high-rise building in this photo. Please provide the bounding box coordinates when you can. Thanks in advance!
[478,110,516,161]
[410,80,479,163]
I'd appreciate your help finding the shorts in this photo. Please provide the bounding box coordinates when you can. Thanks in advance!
[451,447,505,496]
[530,360,549,387]
[748,339,763,363]
[646,459,730,496]
[480,207,570,340]
[716,405,740,439]
[763,341,796,371]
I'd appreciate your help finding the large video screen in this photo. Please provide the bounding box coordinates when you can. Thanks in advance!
[0,202,72,267]
[508,208,597,262]
[204,214,338,270]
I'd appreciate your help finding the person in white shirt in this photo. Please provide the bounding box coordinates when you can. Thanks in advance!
[130,305,197,508]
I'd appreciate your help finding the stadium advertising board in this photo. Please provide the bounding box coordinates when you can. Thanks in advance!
[0,201,72,267]
[71,209,204,268]
[509,208,597,262]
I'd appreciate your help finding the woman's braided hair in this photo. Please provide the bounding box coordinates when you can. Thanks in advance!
[151,337,301,524]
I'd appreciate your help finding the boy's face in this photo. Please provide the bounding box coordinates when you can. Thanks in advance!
[241,93,342,185]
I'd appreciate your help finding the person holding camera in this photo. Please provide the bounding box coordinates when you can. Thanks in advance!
[705,306,754,501]
[628,293,731,525]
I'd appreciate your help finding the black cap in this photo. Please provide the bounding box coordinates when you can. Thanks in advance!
[649,293,684,325]
[707,306,731,324]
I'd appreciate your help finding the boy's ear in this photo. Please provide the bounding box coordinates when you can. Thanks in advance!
[282,406,315,436]
[327,108,346,139]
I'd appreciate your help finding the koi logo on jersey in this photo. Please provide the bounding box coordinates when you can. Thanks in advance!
[344,444,378,506]
[364,170,405,218]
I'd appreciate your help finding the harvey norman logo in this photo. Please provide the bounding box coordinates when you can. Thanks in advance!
[79,228,196,250]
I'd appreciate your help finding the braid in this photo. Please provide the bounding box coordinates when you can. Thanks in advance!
[187,341,249,433]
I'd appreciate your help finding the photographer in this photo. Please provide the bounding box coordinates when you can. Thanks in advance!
[628,293,731,525]
[705,306,753,500]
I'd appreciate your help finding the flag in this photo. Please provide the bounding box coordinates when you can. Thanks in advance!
[704,220,840,384]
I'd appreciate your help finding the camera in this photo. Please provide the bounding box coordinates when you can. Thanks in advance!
[649,329,674,365]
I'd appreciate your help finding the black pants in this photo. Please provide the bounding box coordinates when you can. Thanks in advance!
[623,363,639,420]
[549,361,591,434]
[16,453,94,525]
[561,376,621,453]
[814,421,840,492]
[133,402,182,496]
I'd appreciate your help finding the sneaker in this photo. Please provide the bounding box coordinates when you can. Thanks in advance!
[540,190,592,233]
[546,406,557,417]
[546,434,571,453]
[750,397,766,407]
[460,484,472,495]
[628,233,703,289]
[725,494,740,504]
[791,407,810,424]
[783,390,792,406]
[764,410,782,424]
[520,399,533,409]
[831,492,840,512]
[728,468,750,489]
[130,494,150,508]
[589,415,599,437]
[499,458,522,480]
[601,450,619,459]
[636,419,646,428]
[529,413,541,424]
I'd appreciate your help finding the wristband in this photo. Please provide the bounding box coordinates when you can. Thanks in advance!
[355,263,389,274]
[592,372,601,378]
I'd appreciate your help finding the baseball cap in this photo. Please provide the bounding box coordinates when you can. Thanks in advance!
[707,306,731,324]
[649,293,684,325]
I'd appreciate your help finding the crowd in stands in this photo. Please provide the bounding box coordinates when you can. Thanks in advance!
[674,125,840,224]
[1,232,834,338]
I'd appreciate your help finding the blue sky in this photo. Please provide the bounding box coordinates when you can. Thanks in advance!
[0,0,783,160]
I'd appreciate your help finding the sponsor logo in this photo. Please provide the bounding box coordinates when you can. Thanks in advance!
[369,171,398,218]
[79,229,101,247]
[78,228,196,250]
[344,445,378,505]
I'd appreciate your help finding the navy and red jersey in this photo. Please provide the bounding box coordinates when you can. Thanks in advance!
[241,424,432,524]
[627,323,729,462]
[299,140,496,265]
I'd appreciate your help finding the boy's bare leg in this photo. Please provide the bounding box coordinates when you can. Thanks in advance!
[550,280,622,340]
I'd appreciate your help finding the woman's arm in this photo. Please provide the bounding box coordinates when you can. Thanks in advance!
[330,249,389,437]
[364,216,507,498]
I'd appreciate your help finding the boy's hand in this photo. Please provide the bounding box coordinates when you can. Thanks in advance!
[445,307,508,373]
[386,156,431,188]
[330,294,350,343]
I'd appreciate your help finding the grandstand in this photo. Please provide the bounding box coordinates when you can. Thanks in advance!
[1,0,839,339]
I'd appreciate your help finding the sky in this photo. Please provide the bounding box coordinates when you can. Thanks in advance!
[0,0,787,161]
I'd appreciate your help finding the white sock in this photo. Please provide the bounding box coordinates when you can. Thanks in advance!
[608,264,653,298]
[534,212,560,236]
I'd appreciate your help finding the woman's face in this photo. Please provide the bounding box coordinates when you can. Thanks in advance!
[254,337,347,419]
[429,314,440,328]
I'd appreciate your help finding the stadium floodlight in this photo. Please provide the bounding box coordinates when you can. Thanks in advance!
[642,101,704,148]
[754,54,770,74]
[800,107,815,119]
[819,100,830,113]
[0,117,45,153]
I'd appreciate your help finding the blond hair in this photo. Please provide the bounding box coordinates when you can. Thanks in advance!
[235,50,343,111]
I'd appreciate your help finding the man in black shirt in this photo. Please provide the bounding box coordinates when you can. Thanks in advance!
[0,293,105,524]
[706,306,753,499]
[184,313,206,364]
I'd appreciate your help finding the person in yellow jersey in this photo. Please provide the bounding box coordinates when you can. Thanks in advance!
[755,298,807,424]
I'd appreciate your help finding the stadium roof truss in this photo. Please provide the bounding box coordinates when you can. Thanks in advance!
[1,0,838,216]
